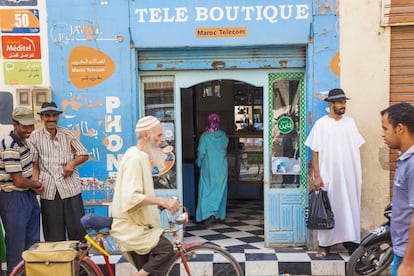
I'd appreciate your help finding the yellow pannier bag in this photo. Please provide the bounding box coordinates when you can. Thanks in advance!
[22,241,78,276]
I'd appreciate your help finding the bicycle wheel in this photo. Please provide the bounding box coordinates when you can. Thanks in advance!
[10,258,103,276]
[165,243,243,276]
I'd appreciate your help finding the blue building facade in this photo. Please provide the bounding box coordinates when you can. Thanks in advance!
[0,0,341,247]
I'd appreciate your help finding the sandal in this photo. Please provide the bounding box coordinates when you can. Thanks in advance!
[315,246,330,259]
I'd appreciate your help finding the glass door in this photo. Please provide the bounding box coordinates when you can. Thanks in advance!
[265,72,307,246]
[271,78,301,188]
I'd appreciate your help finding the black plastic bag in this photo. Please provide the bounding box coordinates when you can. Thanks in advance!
[305,189,335,230]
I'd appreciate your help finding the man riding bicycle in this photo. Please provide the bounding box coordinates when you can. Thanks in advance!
[110,116,179,276]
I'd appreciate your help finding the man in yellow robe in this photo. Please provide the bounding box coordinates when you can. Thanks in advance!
[111,116,180,276]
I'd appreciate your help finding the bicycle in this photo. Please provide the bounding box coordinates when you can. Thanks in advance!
[10,205,244,276]
[10,214,114,276]
[162,206,243,276]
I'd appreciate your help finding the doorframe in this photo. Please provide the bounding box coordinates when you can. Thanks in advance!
[172,70,271,205]
[144,69,307,246]
[265,71,307,247]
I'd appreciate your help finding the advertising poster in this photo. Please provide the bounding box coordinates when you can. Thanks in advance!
[3,61,42,84]
[2,35,41,59]
[0,9,40,33]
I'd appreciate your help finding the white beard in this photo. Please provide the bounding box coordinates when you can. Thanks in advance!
[147,140,165,170]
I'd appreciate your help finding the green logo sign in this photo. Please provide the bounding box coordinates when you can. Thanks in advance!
[277,116,294,134]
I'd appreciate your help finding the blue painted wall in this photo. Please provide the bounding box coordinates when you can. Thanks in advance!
[46,1,136,181]
[43,0,340,194]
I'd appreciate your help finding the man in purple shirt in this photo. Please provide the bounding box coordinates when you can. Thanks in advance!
[381,102,414,276]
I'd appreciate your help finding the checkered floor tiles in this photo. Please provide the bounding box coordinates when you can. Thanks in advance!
[93,199,356,275]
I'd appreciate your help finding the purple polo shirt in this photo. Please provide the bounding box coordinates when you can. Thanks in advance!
[391,145,414,257]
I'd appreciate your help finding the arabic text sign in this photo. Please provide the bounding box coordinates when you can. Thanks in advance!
[2,35,41,59]
[277,116,294,134]
[3,61,42,84]
[68,46,115,89]
[0,9,39,33]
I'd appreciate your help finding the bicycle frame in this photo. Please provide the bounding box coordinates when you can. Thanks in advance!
[10,216,113,276]
[82,232,113,276]
[12,206,241,276]
[80,214,114,276]
[163,206,205,275]
[163,208,244,276]
[173,241,204,274]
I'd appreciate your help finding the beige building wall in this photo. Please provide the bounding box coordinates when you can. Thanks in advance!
[340,0,391,235]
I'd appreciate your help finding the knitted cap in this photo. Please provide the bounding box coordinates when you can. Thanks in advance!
[135,116,160,132]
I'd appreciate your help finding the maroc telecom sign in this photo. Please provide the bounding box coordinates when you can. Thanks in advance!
[130,0,312,47]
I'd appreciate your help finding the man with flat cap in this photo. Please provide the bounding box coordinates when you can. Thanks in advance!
[305,88,365,258]
[111,115,180,276]
[0,107,44,275]
[29,102,89,242]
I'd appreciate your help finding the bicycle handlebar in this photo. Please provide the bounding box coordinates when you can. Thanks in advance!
[162,205,188,223]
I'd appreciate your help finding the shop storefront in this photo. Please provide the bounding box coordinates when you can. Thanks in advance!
[0,0,341,247]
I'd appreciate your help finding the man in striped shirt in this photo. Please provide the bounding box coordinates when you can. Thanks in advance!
[30,102,89,242]
[0,107,44,275]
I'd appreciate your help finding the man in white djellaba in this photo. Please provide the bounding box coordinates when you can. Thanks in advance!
[305,88,365,258]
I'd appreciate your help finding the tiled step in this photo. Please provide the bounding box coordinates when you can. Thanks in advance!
[92,251,359,276]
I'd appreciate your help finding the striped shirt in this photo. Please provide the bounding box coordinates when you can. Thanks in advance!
[29,127,89,200]
[0,131,32,192]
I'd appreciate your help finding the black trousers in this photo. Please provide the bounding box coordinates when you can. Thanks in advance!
[127,235,174,276]
[41,192,86,241]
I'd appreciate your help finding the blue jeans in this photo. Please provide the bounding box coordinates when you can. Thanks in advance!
[392,254,403,276]
[0,190,40,275]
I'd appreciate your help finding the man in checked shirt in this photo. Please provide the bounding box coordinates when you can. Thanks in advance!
[30,102,89,242]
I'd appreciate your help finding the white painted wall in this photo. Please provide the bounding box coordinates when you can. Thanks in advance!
[0,1,51,139]
[340,0,391,234]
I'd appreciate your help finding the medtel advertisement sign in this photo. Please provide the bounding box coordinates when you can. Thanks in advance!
[130,0,312,47]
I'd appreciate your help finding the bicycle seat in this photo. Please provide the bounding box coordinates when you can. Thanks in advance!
[81,214,113,231]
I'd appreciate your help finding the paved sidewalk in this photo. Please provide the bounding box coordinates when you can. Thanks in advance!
[92,249,350,275]
[91,199,392,275]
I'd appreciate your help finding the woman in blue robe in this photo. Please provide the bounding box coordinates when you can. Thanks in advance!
[196,113,229,224]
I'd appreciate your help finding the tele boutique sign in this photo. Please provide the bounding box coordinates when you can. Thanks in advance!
[133,4,310,23]
[130,0,312,47]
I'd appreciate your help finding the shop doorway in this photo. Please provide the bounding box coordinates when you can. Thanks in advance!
[181,79,264,219]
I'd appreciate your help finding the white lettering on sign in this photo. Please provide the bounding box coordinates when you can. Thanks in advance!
[134,4,309,24]
[106,115,121,132]
[107,154,122,172]
[106,134,123,152]
[135,7,189,23]
[105,96,123,171]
